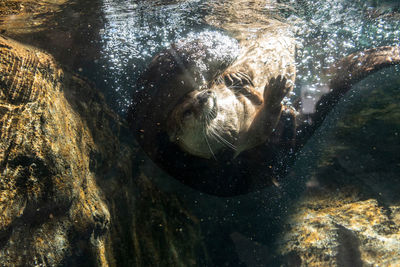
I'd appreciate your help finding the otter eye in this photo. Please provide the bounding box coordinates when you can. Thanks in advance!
[182,109,192,118]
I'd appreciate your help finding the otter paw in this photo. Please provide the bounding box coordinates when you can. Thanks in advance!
[264,75,290,103]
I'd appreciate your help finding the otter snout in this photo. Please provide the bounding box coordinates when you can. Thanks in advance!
[195,90,217,118]
[197,90,214,104]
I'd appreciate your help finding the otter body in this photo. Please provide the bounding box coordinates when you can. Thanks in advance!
[130,15,400,196]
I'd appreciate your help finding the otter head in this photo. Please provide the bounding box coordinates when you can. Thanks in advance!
[166,85,244,159]
[166,89,218,158]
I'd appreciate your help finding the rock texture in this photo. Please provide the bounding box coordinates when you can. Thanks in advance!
[0,35,207,266]
[279,189,400,266]
[277,70,400,266]
[0,0,68,35]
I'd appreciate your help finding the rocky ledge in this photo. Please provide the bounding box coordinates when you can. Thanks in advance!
[0,35,207,266]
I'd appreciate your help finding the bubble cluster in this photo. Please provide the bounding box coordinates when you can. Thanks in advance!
[99,0,399,114]
[284,0,400,90]
[173,31,240,84]
[99,0,207,114]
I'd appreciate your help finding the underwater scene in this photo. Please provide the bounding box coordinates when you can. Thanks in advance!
[0,0,399,266]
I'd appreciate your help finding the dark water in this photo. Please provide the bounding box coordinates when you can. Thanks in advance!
[95,0,400,265]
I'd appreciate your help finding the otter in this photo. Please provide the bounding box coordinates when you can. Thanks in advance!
[165,44,400,160]
[166,74,290,159]
[130,32,400,196]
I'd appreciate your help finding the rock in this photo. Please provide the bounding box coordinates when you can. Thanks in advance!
[0,0,68,35]
[277,70,400,266]
[0,35,208,266]
[278,188,400,266]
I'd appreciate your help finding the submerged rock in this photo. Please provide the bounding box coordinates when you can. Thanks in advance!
[277,69,400,266]
[0,35,207,266]
[279,188,400,266]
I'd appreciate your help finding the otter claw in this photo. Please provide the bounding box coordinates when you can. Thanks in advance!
[224,72,254,87]
[237,72,254,86]
[225,74,234,85]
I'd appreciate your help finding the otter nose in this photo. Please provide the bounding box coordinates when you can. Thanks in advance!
[197,90,212,104]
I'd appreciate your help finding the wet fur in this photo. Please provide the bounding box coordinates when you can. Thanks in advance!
[131,28,400,196]
[166,28,296,159]
[167,74,291,159]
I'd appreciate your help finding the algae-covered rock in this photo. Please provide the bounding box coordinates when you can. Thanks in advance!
[279,188,400,266]
[277,69,400,266]
[0,35,111,266]
[0,35,207,266]
[0,0,68,34]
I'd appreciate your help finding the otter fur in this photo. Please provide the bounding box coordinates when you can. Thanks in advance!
[166,72,291,159]
[130,30,400,196]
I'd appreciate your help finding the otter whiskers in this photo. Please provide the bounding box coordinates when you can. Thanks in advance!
[202,117,217,160]
[209,127,237,151]
[203,110,237,152]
